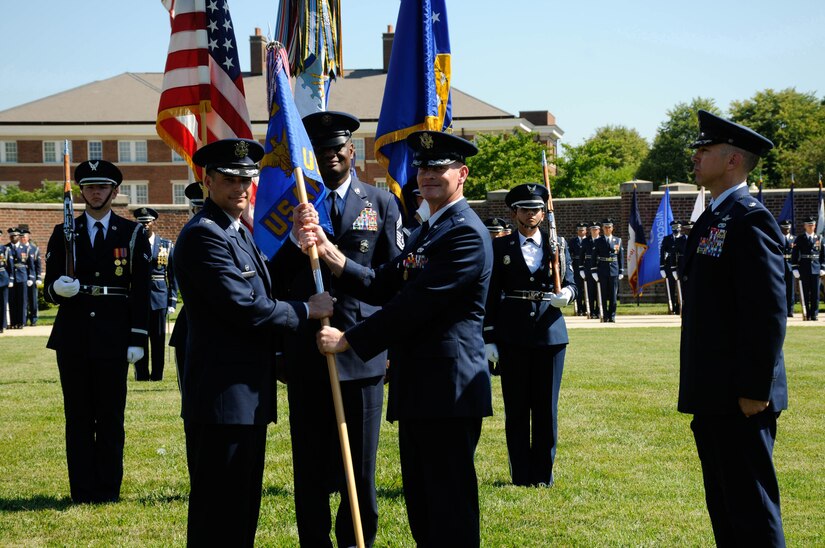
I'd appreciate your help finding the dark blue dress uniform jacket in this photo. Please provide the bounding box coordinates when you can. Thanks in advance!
[678,187,788,414]
[173,198,308,425]
[336,199,494,422]
[45,214,151,358]
[791,232,823,274]
[270,177,403,381]
[148,236,178,311]
[483,233,576,346]
[591,235,625,277]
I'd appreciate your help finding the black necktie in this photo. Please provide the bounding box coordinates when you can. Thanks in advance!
[93,221,104,256]
[329,194,341,235]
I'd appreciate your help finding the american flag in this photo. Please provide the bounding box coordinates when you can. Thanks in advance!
[156,0,256,225]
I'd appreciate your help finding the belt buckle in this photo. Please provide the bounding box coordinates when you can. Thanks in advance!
[91,285,102,296]
[528,290,544,301]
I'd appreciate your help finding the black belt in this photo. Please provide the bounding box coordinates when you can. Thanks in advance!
[505,290,553,302]
[14,264,27,269]
[598,257,617,262]
[79,285,129,297]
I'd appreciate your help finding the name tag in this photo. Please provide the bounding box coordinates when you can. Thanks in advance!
[241,270,257,279]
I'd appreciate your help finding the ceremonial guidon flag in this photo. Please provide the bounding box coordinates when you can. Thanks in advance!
[638,185,674,291]
[776,175,795,233]
[690,185,706,223]
[374,0,453,220]
[817,174,825,238]
[627,185,648,297]
[252,44,332,260]
[274,0,342,117]
[156,0,254,183]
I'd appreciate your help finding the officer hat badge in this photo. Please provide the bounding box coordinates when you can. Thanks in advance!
[420,132,434,149]
[89,161,99,171]
[234,140,249,159]
[321,113,333,126]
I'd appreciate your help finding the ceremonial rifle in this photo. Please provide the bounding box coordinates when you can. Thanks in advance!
[62,140,75,278]
[541,150,562,293]
[663,272,673,314]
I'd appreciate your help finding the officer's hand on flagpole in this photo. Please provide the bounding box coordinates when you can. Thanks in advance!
[317,325,349,354]
[126,346,144,364]
[792,270,800,279]
[53,276,79,298]
[308,292,335,320]
[485,343,499,363]
[550,287,575,308]
[592,272,599,282]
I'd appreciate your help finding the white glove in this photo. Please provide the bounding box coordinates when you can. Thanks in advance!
[27,280,33,287]
[7,282,11,288]
[36,279,43,288]
[127,346,144,364]
[415,201,431,223]
[660,269,667,279]
[592,272,599,282]
[53,276,80,298]
[485,343,499,363]
[167,306,176,315]
[579,270,586,280]
[550,286,574,308]
[792,270,800,279]
[671,271,678,280]
[820,270,825,277]
[618,274,624,280]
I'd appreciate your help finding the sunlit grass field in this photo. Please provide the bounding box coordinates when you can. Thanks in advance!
[1,327,822,545]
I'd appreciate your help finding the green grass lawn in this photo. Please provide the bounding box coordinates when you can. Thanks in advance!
[1,328,822,545]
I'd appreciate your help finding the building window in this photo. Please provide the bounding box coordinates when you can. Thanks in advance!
[120,182,149,204]
[1,142,18,163]
[352,137,366,167]
[373,178,388,191]
[88,140,103,161]
[118,140,148,163]
[171,149,186,163]
[172,182,188,204]
[44,140,72,163]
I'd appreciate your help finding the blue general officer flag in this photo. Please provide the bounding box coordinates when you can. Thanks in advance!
[638,186,674,291]
[776,177,795,234]
[374,0,452,218]
[253,45,331,259]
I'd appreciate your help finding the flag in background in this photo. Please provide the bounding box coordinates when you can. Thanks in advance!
[690,186,706,222]
[756,174,764,204]
[626,185,648,297]
[638,186,674,291]
[374,0,452,219]
[253,44,331,260]
[776,175,795,233]
[274,0,342,117]
[816,173,824,237]
[156,0,254,203]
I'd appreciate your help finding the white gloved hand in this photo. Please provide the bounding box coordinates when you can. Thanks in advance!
[592,272,599,282]
[53,276,80,298]
[36,279,43,288]
[660,269,667,279]
[127,346,145,364]
[415,201,431,224]
[819,270,825,277]
[7,282,12,288]
[550,286,574,308]
[792,270,800,279]
[485,343,499,363]
[27,280,33,287]
[671,271,678,280]
[578,270,586,280]
[167,306,176,315]
[618,274,624,280]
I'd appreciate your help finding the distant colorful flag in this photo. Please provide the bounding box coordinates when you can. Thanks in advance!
[638,186,674,291]
[156,0,254,184]
[253,44,331,260]
[776,175,795,233]
[274,0,342,117]
[756,174,764,204]
[627,185,648,297]
[374,0,452,219]
[816,173,824,238]
[690,186,706,222]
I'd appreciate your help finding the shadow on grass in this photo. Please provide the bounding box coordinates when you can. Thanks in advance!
[376,486,405,500]
[0,494,73,512]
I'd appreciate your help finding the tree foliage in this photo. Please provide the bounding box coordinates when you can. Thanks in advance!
[464,131,546,200]
[552,125,649,197]
[0,181,76,203]
[635,98,720,186]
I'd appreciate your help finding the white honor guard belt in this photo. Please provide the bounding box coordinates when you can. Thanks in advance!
[598,257,618,262]
[79,284,129,297]
[800,254,819,259]
[506,290,554,302]
[151,275,166,281]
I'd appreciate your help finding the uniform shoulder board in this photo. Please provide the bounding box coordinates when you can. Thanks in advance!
[199,218,214,225]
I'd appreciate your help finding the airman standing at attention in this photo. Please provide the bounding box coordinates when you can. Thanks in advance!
[792,215,824,321]
[778,219,795,317]
[660,220,686,314]
[579,221,600,319]
[591,218,624,322]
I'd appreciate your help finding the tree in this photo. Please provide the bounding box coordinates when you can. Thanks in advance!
[552,125,649,197]
[729,88,825,187]
[636,97,720,186]
[464,131,546,200]
[0,181,75,203]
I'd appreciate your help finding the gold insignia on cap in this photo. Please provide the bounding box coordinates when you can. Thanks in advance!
[321,113,333,126]
[420,132,434,149]
[234,140,249,159]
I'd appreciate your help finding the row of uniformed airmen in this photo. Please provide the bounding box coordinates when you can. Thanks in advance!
[2,226,42,331]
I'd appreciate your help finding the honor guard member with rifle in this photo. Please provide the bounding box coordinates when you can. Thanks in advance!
[568,221,588,315]
[778,220,795,317]
[44,160,151,503]
[579,221,601,318]
[20,229,43,325]
[268,111,403,547]
[133,207,177,381]
[6,227,33,329]
[679,110,788,546]
[174,139,333,546]
[483,183,576,487]
[0,242,10,332]
[792,215,824,321]
[660,220,686,314]
[303,130,493,547]
[591,218,624,322]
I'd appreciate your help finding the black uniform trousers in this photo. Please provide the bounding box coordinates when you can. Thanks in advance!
[0,286,8,329]
[186,422,267,548]
[499,343,565,486]
[8,283,27,327]
[585,276,600,317]
[783,265,795,317]
[598,275,619,321]
[691,412,785,547]
[134,308,167,380]
[573,271,587,315]
[288,376,383,547]
[800,272,820,320]
[398,417,482,548]
[665,275,681,314]
[26,283,38,324]
[56,353,128,503]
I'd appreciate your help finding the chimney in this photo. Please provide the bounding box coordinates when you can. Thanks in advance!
[519,110,557,126]
[382,25,394,73]
[249,28,266,76]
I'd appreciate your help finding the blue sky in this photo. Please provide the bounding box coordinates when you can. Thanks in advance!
[1,0,823,147]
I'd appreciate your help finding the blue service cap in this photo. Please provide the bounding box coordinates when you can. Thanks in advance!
[302,111,360,149]
[691,110,774,157]
[134,207,159,223]
[407,130,478,167]
[75,160,122,187]
[505,183,548,209]
[484,217,509,233]
[193,138,264,178]
[185,182,204,203]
